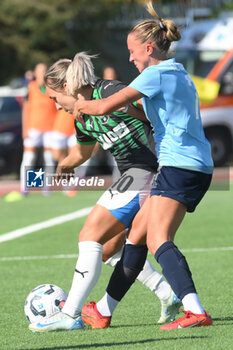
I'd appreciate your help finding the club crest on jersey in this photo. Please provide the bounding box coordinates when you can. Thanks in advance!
[99,115,109,124]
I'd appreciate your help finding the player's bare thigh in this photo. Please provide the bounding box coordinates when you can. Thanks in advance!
[79,204,126,245]
[147,195,186,254]
[127,196,150,245]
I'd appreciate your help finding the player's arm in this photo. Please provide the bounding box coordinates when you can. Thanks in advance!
[123,100,147,122]
[134,98,144,111]
[56,142,96,180]
[74,87,144,118]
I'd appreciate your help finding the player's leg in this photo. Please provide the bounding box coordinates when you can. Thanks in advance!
[103,229,180,324]
[81,197,149,329]
[81,169,179,328]
[60,170,143,318]
[59,204,127,318]
[42,131,56,195]
[102,230,126,263]
[29,184,133,332]
[82,193,181,329]
[51,132,78,196]
[20,147,37,193]
[29,204,127,332]
[148,167,212,329]
[51,131,68,163]
[29,169,151,332]
[147,195,211,329]
[92,170,153,317]
[20,129,41,194]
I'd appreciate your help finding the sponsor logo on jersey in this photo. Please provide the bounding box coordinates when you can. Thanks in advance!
[97,121,130,150]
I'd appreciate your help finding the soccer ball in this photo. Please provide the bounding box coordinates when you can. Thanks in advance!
[24,284,67,324]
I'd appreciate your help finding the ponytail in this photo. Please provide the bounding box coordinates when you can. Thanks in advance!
[130,1,181,53]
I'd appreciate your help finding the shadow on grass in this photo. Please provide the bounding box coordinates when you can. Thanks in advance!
[16,335,208,350]
[212,317,233,322]
[212,316,233,325]
[89,322,157,329]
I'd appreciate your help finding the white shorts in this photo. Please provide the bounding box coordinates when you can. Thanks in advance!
[52,132,76,150]
[24,129,54,148]
[97,168,154,227]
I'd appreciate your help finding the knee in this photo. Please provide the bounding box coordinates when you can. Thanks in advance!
[79,224,101,243]
[147,236,164,256]
[123,243,148,271]
[79,226,91,242]
[128,228,147,246]
[147,236,156,255]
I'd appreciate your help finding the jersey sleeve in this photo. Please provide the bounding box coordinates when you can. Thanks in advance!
[129,66,161,99]
[74,122,97,145]
[99,80,140,116]
[100,80,127,98]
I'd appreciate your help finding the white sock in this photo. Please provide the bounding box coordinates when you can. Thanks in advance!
[43,150,55,192]
[155,280,172,301]
[43,150,55,167]
[137,259,171,301]
[62,241,103,317]
[97,293,119,317]
[105,247,171,301]
[20,151,37,193]
[182,293,205,314]
[104,247,123,267]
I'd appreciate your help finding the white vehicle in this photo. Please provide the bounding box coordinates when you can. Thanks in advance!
[0,85,27,97]
[174,17,233,166]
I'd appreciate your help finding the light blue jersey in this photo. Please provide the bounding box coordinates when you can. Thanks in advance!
[129,58,213,174]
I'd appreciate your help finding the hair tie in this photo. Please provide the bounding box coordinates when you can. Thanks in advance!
[159,20,167,32]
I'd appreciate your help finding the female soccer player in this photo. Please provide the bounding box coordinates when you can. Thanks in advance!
[29,52,180,332]
[72,1,214,330]
[20,63,57,195]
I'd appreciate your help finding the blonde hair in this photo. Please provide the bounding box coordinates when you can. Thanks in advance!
[45,52,97,96]
[130,1,181,53]
[45,59,71,91]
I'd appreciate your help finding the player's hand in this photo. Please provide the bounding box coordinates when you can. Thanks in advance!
[73,93,104,117]
[56,164,75,181]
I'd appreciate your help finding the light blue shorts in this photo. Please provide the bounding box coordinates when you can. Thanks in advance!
[97,168,154,227]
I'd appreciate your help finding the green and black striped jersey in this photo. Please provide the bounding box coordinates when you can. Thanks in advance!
[75,79,157,173]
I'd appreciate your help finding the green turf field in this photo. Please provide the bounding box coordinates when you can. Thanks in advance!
[0,186,233,350]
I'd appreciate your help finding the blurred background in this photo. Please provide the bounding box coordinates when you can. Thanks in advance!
[1,0,233,180]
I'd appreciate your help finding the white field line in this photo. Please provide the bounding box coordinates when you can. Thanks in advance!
[0,254,78,261]
[182,247,233,253]
[0,207,93,244]
[0,246,233,262]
